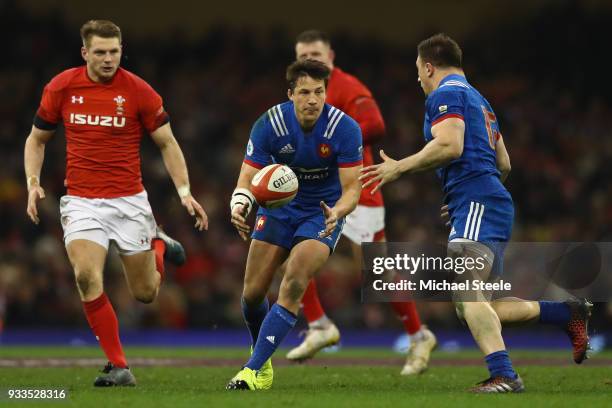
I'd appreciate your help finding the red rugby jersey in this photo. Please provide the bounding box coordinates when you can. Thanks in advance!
[35,66,168,198]
[326,67,385,207]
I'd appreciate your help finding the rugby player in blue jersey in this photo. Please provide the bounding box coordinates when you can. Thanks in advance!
[227,59,363,390]
[361,33,592,393]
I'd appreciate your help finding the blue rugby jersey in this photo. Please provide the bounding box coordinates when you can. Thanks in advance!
[244,101,363,207]
[423,74,507,198]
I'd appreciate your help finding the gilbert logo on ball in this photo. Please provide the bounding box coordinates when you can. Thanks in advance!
[251,164,298,209]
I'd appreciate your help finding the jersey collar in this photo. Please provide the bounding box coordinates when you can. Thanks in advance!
[439,74,468,88]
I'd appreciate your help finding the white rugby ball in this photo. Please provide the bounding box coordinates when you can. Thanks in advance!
[251,164,298,209]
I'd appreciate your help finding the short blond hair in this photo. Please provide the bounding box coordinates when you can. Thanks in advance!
[80,20,121,48]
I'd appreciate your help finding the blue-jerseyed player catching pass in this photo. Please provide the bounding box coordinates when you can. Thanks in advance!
[227,59,363,390]
[361,33,592,393]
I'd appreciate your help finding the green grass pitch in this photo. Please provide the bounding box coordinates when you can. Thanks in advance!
[0,347,610,407]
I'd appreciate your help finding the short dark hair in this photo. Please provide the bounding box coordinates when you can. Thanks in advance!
[286,59,331,92]
[296,29,331,46]
[417,33,462,68]
[80,20,122,48]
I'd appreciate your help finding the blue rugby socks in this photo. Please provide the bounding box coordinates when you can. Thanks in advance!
[538,301,571,326]
[485,350,518,379]
[241,297,269,345]
[245,303,297,370]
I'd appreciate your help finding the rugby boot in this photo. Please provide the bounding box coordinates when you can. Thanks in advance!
[400,326,437,375]
[156,226,186,266]
[226,367,270,390]
[286,322,340,361]
[94,362,136,387]
[469,375,525,393]
[564,298,593,363]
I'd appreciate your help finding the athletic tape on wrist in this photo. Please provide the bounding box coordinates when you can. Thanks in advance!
[177,184,191,198]
[27,175,40,190]
[231,187,255,215]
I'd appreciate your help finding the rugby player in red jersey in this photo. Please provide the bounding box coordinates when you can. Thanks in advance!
[287,30,436,375]
[24,20,208,387]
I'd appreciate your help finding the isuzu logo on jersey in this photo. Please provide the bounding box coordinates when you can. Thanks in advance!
[69,113,126,128]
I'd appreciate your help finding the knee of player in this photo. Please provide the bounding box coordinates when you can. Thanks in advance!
[242,287,266,307]
[133,282,158,304]
[75,270,101,296]
[281,275,308,303]
[447,241,465,259]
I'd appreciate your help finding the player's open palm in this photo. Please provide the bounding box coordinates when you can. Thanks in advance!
[26,185,46,225]
[319,201,337,238]
[359,150,401,193]
[231,203,251,241]
[181,195,208,231]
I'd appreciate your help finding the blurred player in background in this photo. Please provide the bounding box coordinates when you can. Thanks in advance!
[289,30,436,375]
[24,20,208,387]
[227,59,362,390]
[361,33,592,393]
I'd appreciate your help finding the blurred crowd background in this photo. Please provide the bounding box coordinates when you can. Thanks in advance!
[0,0,611,338]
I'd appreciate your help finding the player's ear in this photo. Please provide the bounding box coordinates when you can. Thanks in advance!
[287,88,293,100]
[81,46,88,62]
[329,48,335,64]
[426,62,434,78]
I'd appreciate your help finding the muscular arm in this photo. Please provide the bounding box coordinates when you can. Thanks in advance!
[360,118,464,193]
[235,162,260,191]
[495,134,511,183]
[150,122,208,230]
[150,123,190,192]
[397,118,464,174]
[24,126,54,224]
[320,165,362,237]
[333,165,362,218]
[24,126,54,186]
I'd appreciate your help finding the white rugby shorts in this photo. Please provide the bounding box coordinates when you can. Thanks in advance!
[59,191,156,255]
[341,205,385,244]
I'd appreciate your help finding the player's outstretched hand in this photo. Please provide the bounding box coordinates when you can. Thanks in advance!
[440,204,451,226]
[26,185,46,225]
[319,201,337,238]
[359,150,401,193]
[181,195,209,231]
[231,203,251,241]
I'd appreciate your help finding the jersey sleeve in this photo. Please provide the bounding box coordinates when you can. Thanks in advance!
[34,84,63,130]
[137,80,169,133]
[344,95,386,145]
[243,114,272,169]
[426,89,465,126]
[336,117,363,168]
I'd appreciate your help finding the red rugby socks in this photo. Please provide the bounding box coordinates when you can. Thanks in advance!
[83,293,127,368]
[391,301,422,335]
[302,280,326,323]
[152,238,166,281]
